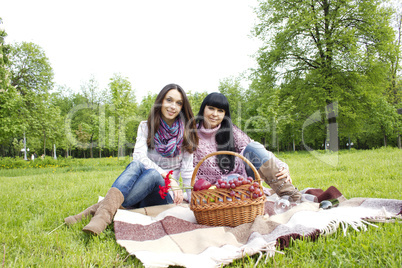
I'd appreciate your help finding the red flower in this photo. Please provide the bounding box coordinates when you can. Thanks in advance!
[159,170,173,199]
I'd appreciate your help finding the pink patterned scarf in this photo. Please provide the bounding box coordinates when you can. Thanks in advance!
[154,118,184,157]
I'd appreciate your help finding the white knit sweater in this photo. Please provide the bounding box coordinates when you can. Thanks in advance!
[133,121,194,191]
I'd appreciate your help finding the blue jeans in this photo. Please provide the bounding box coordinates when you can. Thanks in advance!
[243,141,272,179]
[111,160,173,208]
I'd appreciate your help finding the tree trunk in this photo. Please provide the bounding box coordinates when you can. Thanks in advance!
[118,123,124,158]
[277,139,279,154]
[383,134,387,147]
[90,135,94,158]
[328,116,338,151]
[398,131,401,149]
[326,102,338,152]
[43,130,46,156]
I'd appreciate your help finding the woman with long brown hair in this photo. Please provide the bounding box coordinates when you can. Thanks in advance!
[65,84,198,235]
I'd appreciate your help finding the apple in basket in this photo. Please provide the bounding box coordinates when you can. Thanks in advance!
[193,179,212,191]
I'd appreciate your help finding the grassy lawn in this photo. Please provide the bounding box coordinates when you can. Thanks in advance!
[0,148,401,267]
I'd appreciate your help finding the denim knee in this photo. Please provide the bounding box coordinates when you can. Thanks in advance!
[145,169,164,185]
[244,141,271,177]
[125,160,144,172]
[244,141,267,155]
[112,160,145,192]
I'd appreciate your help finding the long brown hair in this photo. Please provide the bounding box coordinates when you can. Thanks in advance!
[146,84,198,153]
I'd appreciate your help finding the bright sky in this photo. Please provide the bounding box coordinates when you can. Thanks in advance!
[1,0,261,101]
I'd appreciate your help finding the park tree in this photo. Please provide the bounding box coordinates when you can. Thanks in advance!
[246,68,276,148]
[60,92,81,157]
[9,41,55,155]
[74,123,92,157]
[10,42,53,95]
[187,91,208,117]
[388,1,402,148]
[370,97,400,147]
[253,0,398,151]
[0,18,22,156]
[49,85,78,157]
[387,1,402,106]
[107,73,136,157]
[40,103,62,156]
[218,77,245,128]
[247,78,297,151]
[80,75,102,158]
[137,92,156,119]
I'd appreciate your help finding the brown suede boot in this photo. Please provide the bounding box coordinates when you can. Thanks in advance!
[82,187,124,235]
[64,202,102,226]
[258,158,302,202]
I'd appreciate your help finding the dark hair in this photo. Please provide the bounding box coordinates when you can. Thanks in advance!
[196,92,235,173]
[147,83,198,153]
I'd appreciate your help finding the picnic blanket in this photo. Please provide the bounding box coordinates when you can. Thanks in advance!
[113,187,402,268]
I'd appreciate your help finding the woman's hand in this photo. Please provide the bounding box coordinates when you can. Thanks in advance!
[276,167,292,183]
[169,179,183,205]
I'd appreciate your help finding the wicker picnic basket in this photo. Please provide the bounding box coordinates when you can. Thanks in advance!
[190,151,266,227]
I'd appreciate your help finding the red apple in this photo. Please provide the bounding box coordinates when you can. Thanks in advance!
[193,179,212,191]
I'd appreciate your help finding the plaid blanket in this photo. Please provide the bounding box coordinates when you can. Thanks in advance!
[113,187,402,268]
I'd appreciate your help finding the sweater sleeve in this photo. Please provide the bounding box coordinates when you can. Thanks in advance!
[133,121,164,174]
[180,151,194,201]
[232,124,251,153]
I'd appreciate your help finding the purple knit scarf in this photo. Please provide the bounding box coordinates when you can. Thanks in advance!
[154,118,184,157]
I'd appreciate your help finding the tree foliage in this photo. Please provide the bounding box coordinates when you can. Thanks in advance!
[251,0,399,150]
[10,42,53,95]
[1,3,402,158]
[0,18,22,153]
[388,1,402,105]
[8,41,56,154]
[218,77,245,128]
[107,73,137,157]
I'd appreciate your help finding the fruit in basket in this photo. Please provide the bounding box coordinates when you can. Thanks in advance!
[204,185,217,202]
[211,174,265,200]
[194,179,212,191]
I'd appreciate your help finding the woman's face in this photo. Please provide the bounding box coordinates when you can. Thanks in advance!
[203,105,225,129]
[161,89,183,126]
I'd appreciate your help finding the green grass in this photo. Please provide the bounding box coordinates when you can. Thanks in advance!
[0,148,401,267]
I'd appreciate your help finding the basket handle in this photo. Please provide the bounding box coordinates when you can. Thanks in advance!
[191,151,261,186]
